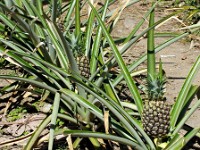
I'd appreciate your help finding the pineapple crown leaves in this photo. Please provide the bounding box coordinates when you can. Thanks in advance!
[147,59,167,101]
[65,32,86,57]
[140,59,167,101]
[147,73,166,101]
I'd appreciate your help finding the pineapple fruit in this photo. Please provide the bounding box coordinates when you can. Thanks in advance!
[67,33,90,79]
[142,100,171,138]
[142,70,171,138]
[76,55,90,79]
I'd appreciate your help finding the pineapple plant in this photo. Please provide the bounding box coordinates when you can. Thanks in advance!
[0,1,199,149]
[141,5,171,139]
[66,33,90,79]
[142,69,171,138]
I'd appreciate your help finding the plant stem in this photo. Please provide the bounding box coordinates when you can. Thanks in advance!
[75,0,81,37]
[147,3,156,82]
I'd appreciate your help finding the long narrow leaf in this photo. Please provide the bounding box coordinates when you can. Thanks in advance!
[88,1,143,115]
[60,88,103,119]
[166,128,200,150]
[165,134,184,150]
[50,0,58,22]
[90,0,109,74]
[5,49,154,149]
[0,75,85,115]
[177,85,200,123]
[64,130,144,150]
[171,55,200,128]
[25,115,51,150]
[172,99,200,136]
[49,92,61,150]
[70,77,155,149]
[85,9,95,56]
[112,32,190,86]
[124,2,157,43]
[184,127,200,146]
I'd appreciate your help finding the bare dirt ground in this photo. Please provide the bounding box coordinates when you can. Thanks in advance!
[0,1,200,150]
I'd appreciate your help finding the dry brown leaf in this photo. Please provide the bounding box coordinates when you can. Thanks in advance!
[67,134,73,150]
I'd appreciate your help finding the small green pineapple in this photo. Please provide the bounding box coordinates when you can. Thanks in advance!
[67,33,90,79]
[142,66,171,138]
[76,55,90,79]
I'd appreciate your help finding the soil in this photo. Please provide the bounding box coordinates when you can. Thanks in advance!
[0,1,200,150]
